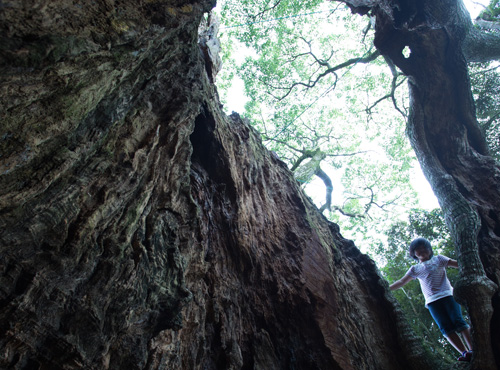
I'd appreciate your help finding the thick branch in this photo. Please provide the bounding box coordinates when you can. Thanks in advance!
[463,27,500,63]
[474,19,500,31]
[332,206,365,218]
[290,149,316,172]
[316,167,333,212]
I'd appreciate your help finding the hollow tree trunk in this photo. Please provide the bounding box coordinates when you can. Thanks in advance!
[0,0,483,369]
[344,0,500,369]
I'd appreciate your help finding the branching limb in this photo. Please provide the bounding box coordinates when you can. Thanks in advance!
[325,150,371,158]
[316,167,333,212]
[365,78,405,113]
[475,19,500,30]
[365,56,407,117]
[290,148,323,171]
[469,64,500,76]
[482,111,500,132]
[332,206,366,218]
[361,16,376,44]
[266,137,306,155]
[463,23,500,63]
[266,50,381,100]
[301,121,338,144]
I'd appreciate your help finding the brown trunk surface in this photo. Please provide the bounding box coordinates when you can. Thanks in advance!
[0,0,495,369]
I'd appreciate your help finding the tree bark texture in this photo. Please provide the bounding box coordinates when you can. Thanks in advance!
[0,1,451,369]
[344,0,500,369]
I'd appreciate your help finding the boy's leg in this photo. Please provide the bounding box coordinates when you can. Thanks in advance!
[428,297,470,354]
[445,331,467,354]
[446,296,472,352]
[460,327,473,351]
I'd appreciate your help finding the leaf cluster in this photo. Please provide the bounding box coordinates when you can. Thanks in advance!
[478,0,500,22]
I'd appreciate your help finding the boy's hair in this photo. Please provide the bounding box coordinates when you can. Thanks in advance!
[409,238,434,261]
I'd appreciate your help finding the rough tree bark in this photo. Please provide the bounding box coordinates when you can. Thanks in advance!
[0,0,495,370]
[344,0,500,369]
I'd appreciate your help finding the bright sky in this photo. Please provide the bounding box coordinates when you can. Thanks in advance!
[465,0,489,18]
[218,0,490,216]
[221,0,489,112]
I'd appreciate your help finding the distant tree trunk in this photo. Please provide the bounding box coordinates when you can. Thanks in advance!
[345,0,500,369]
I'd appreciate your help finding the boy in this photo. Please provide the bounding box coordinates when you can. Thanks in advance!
[390,238,473,362]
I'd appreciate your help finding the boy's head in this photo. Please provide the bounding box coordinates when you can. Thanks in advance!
[409,237,433,261]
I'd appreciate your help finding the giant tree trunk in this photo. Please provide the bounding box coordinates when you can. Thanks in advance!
[0,0,493,369]
[344,0,500,369]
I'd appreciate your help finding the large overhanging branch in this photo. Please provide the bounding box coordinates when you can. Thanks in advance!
[316,167,333,212]
[289,146,372,217]
[463,27,500,62]
[342,0,500,63]
[474,19,500,30]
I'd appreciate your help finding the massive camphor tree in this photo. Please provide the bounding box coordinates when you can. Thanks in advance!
[345,0,500,368]
[0,0,499,369]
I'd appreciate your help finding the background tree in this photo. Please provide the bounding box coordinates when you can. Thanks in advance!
[360,0,500,367]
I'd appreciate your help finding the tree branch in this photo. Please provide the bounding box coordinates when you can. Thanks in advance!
[265,137,305,155]
[316,167,333,212]
[267,49,381,100]
[251,0,283,21]
[482,111,500,132]
[332,206,366,218]
[463,25,500,63]
[474,19,500,30]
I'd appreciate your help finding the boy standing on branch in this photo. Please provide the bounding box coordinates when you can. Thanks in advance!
[389,238,473,362]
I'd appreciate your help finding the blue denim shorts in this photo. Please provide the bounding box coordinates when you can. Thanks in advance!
[427,295,469,336]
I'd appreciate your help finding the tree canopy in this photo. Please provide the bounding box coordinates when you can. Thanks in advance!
[215,0,499,250]
[216,0,418,247]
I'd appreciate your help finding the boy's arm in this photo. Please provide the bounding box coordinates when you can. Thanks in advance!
[389,274,413,291]
[448,259,459,268]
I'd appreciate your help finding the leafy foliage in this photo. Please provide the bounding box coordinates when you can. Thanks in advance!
[214,0,499,361]
[216,0,418,246]
[478,0,500,22]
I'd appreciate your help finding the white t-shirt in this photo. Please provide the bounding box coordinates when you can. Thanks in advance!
[406,255,453,306]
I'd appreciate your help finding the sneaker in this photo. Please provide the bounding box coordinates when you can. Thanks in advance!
[457,351,472,362]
